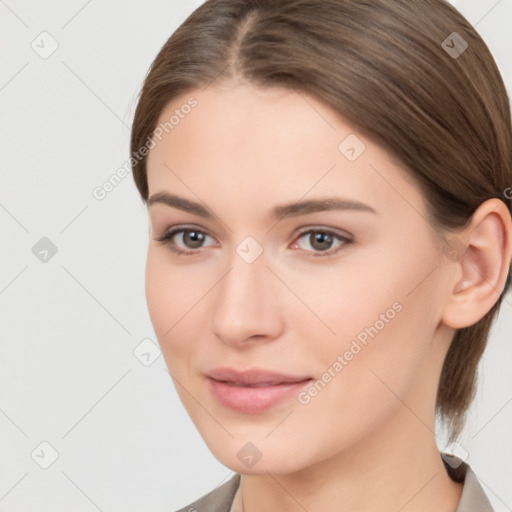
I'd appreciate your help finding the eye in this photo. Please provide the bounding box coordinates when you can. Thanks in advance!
[154,226,352,258]
[154,227,217,256]
[291,229,352,257]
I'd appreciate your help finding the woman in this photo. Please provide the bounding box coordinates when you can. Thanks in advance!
[130,0,511,510]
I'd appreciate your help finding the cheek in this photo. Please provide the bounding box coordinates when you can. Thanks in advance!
[145,249,175,338]
[144,248,218,376]
[288,302,430,458]
[145,250,197,358]
[290,246,439,406]
[282,257,403,354]
[295,233,439,354]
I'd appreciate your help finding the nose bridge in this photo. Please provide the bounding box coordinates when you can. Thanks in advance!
[210,246,283,345]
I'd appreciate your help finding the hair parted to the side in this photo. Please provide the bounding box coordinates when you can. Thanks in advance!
[130,0,512,443]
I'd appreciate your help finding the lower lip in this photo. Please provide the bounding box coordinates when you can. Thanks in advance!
[208,377,313,413]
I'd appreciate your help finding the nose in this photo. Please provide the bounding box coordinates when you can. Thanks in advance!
[210,251,285,347]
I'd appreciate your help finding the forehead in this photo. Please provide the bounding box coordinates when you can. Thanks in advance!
[145,82,426,221]
[150,82,341,157]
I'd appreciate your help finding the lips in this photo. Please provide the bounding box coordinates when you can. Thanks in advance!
[206,367,313,413]
[206,367,312,386]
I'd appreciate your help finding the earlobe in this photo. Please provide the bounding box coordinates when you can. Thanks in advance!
[441,198,512,330]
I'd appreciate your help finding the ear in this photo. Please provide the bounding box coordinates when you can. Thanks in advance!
[441,198,512,329]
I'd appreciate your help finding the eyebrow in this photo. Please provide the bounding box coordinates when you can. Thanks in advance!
[148,191,377,220]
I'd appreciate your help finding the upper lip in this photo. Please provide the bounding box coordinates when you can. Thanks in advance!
[206,367,312,385]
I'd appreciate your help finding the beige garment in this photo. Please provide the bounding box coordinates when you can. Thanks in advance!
[175,454,494,512]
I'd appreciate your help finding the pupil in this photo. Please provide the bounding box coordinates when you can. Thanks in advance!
[311,232,333,251]
[184,231,204,248]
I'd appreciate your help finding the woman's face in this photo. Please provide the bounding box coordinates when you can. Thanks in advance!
[145,82,455,474]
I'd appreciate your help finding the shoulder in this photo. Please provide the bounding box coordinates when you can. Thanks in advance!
[442,453,495,512]
[174,473,241,512]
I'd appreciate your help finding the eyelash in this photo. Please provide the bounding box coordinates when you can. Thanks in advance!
[153,227,353,258]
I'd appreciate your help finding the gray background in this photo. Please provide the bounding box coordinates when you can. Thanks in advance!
[1,1,511,511]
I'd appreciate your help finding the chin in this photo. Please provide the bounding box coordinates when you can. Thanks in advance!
[204,435,314,476]
[219,455,300,476]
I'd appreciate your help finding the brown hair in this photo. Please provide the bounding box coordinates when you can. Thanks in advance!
[130,0,512,442]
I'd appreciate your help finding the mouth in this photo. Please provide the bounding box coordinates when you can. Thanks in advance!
[206,367,313,413]
[216,381,301,387]
[206,366,312,385]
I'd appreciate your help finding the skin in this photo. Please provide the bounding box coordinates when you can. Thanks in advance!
[144,81,511,512]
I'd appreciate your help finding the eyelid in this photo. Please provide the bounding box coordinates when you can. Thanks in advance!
[154,224,215,241]
[293,225,352,240]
